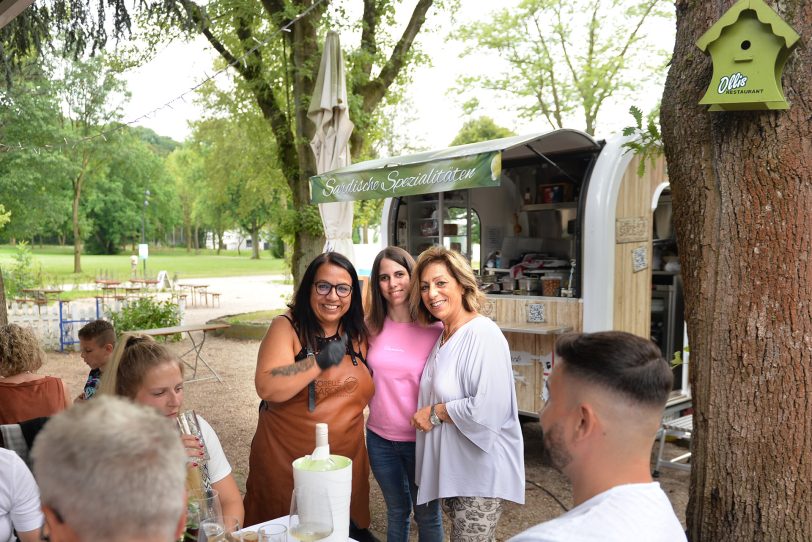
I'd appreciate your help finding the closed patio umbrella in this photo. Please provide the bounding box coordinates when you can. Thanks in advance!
[308,31,355,261]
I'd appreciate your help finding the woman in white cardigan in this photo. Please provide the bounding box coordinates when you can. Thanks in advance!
[410,246,525,542]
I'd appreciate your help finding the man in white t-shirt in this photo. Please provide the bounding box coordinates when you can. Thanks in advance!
[510,331,687,542]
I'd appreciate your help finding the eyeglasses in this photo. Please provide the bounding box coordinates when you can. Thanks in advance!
[314,281,353,298]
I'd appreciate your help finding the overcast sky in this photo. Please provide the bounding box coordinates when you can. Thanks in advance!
[120,1,674,150]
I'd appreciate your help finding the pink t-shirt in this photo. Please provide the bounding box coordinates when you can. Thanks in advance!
[366,318,443,442]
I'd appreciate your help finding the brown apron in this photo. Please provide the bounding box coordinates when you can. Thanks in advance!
[243,336,374,527]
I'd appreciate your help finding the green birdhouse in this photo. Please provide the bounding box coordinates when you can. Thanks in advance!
[696,0,800,111]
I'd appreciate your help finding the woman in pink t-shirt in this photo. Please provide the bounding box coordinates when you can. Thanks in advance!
[366,247,443,542]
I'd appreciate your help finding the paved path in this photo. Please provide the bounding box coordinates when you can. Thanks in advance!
[176,275,294,325]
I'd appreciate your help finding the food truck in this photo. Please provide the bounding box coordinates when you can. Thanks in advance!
[310,129,690,419]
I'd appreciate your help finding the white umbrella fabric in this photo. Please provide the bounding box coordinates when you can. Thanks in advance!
[308,31,355,261]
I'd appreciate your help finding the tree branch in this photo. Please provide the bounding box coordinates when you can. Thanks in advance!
[357,0,434,114]
[358,0,378,79]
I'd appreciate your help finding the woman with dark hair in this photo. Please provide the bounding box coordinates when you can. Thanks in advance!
[243,252,375,536]
[366,247,443,542]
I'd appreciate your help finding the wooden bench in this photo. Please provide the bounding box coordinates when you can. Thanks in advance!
[132,323,230,383]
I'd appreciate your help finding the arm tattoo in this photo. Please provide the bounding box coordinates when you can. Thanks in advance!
[270,356,316,377]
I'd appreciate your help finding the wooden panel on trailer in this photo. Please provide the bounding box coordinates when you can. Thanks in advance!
[612,154,667,338]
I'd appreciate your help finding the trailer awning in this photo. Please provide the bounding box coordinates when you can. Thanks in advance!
[0,0,34,29]
[309,128,600,204]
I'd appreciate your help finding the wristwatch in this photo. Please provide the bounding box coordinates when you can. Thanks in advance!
[429,404,442,426]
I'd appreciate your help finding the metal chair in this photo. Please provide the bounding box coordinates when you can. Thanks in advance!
[653,414,692,477]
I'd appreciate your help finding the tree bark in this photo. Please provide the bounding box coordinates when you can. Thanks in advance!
[661,1,812,540]
[251,221,260,260]
[0,268,7,326]
[71,156,88,274]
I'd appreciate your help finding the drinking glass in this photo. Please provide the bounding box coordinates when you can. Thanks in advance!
[288,488,333,542]
[177,410,210,462]
[221,516,242,541]
[198,519,226,542]
[185,489,223,541]
[257,524,287,542]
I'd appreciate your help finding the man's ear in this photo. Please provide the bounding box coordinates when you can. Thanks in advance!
[574,402,600,443]
[104,343,114,354]
[42,505,80,542]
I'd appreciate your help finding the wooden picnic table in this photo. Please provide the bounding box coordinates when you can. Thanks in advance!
[131,278,160,287]
[20,288,63,303]
[95,279,121,286]
[178,283,209,306]
[121,286,142,298]
[132,323,230,383]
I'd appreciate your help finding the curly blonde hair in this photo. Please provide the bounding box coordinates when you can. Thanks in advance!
[0,324,45,377]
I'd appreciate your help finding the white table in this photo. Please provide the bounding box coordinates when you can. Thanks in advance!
[238,516,358,541]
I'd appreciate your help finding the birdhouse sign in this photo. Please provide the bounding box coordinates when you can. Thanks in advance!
[696,0,800,111]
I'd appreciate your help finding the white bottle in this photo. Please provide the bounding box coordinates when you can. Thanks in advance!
[301,423,338,471]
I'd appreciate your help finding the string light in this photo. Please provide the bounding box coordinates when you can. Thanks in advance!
[0,0,327,154]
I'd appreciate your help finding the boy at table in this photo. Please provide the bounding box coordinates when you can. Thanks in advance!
[75,320,116,402]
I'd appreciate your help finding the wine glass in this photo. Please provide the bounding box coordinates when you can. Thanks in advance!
[185,489,223,541]
[197,519,226,542]
[289,487,334,542]
[221,516,242,542]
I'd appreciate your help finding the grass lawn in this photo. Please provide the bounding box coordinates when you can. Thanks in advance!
[223,309,286,325]
[0,245,288,284]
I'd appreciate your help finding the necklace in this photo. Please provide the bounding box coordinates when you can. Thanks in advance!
[440,321,462,346]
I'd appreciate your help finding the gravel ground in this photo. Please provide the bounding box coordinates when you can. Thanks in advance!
[39,275,690,540]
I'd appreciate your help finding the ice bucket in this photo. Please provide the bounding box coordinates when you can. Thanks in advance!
[292,455,352,542]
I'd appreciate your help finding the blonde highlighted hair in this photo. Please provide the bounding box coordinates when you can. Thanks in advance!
[0,324,45,377]
[97,333,183,398]
[409,246,484,326]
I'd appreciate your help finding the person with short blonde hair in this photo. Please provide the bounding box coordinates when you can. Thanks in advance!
[31,396,187,542]
[410,246,524,542]
[0,324,71,424]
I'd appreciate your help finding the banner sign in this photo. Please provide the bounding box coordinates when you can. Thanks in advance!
[310,151,502,204]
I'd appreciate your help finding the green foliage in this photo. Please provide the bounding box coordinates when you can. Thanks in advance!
[622,105,664,176]
[3,242,42,299]
[450,117,515,146]
[454,0,672,135]
[268,233,286,259]
[107,297,181,340]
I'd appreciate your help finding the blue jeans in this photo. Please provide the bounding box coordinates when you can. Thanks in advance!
[366,428,443,542]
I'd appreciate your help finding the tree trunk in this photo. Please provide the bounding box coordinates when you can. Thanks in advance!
[661,1,812,540]
[185,222,192,252]
[251,222,260,260]
[194,225,199,254]
[72,152,90,274]
[0,268,7,326]
[72,181,83,274]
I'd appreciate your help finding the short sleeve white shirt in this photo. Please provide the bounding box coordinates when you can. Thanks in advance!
[198,416,232,483]
[508,483,687,542]
[0,448,43,542]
